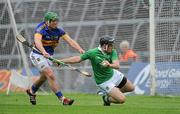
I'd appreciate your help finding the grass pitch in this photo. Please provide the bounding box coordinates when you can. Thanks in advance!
[0,93,180,114]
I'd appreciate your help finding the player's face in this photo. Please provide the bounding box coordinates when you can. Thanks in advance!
[106,44,114,53]
[49,20,58,29]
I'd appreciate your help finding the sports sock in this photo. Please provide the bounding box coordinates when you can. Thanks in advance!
[55,91,64,101]
[31,84,39,94]
[105,96,110,103]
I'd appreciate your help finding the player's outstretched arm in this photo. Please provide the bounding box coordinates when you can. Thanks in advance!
[62,34,85,54]
[60,56,82,64]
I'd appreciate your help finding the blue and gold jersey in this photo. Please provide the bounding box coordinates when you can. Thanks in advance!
[33,21,66,55]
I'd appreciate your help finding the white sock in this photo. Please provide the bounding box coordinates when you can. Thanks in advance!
[59,96,65,102]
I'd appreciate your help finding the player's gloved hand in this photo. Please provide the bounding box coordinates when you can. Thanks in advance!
[101,60,110,67]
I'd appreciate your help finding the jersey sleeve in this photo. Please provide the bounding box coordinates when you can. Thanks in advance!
[80,50,92,60]
[59,28,66,38]
[35,23,46,35]
[35,28,44,35]
[111,49,119,61]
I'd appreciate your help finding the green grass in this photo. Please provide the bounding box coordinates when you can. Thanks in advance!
[0,93,180,114]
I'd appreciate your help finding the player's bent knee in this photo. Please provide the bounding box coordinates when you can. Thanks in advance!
[119,97,126,104]
[119,98,125,104]
[117,96,126,104]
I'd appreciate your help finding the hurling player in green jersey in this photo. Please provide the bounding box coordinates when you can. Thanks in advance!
[60,36,134,106]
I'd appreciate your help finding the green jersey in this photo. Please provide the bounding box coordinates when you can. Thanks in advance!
[80,47,118,84]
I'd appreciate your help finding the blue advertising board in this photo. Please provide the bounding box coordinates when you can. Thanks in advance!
[127,62,180,95]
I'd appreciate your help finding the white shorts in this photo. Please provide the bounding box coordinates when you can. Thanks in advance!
[97,69,124,93]
[30,52,53,71]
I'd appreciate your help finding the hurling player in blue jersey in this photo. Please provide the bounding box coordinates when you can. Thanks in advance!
[27,12,84,105]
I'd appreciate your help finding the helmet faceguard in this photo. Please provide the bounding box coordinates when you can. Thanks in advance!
[99,36,115,53]
[99,35,115,46]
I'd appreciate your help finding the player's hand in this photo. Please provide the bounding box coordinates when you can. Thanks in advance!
[42,51,50,58]
[101,60,110,67]
[79,49,85,54]
[53,61,62,67]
